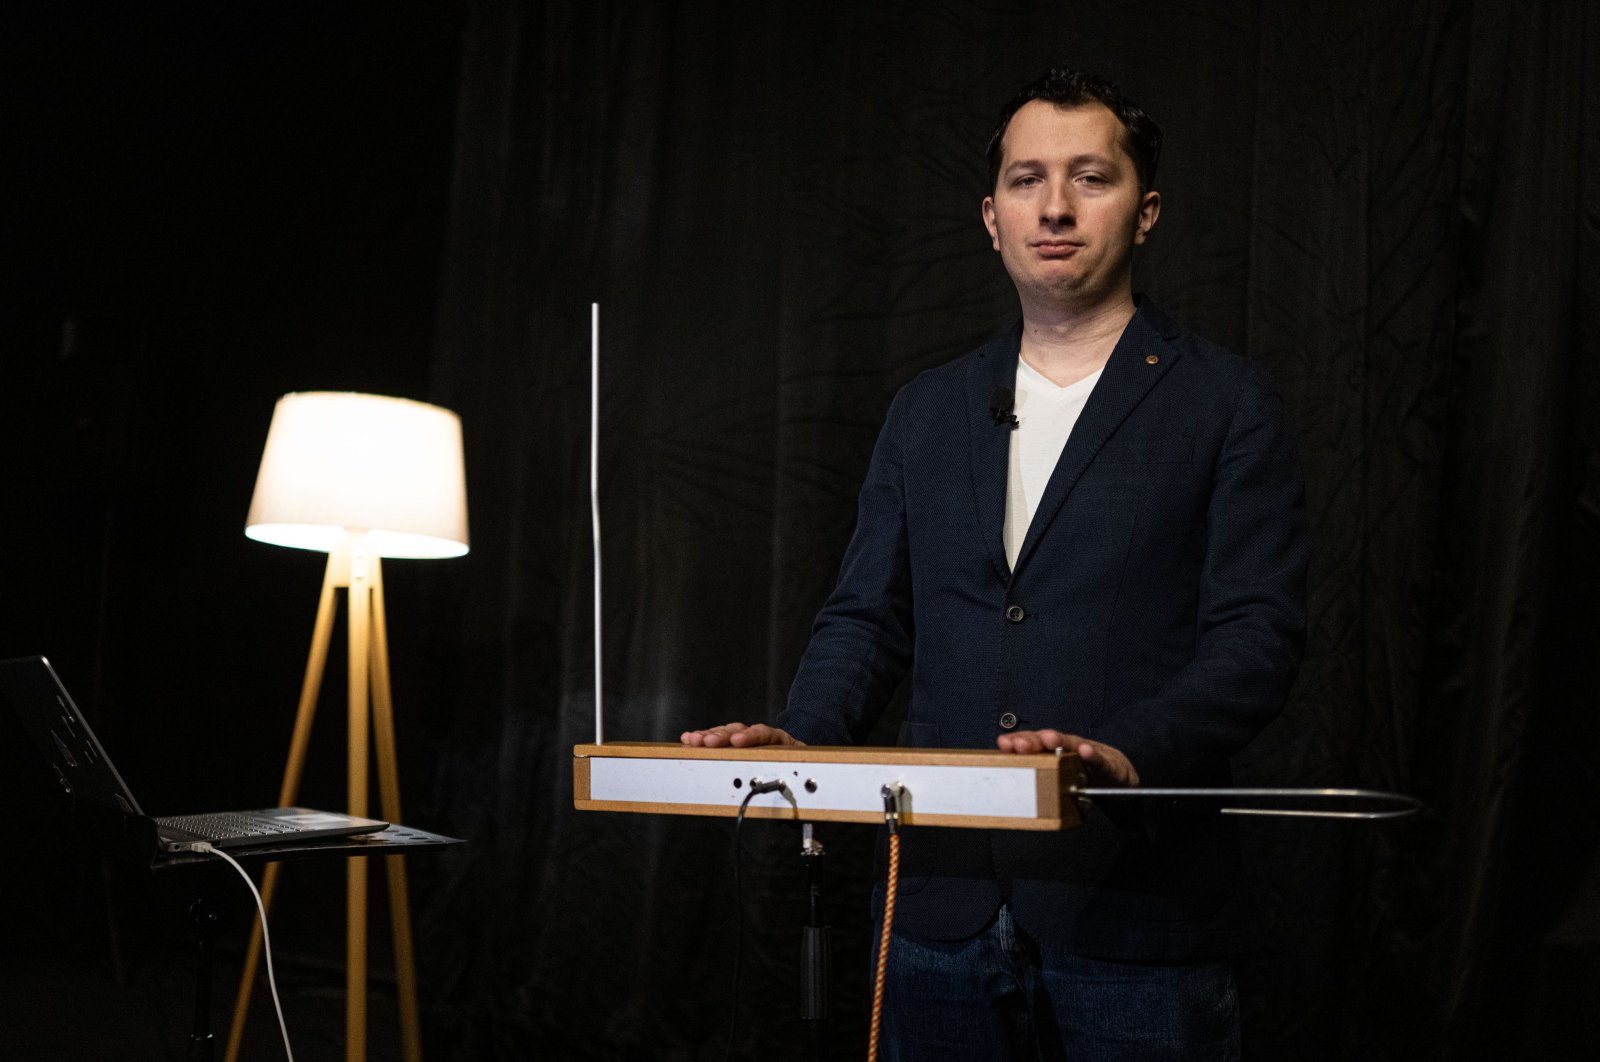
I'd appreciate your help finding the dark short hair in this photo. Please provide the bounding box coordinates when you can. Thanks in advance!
[986,69,1162,195]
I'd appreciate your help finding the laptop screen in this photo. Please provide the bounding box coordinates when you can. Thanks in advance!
[0,656,146,818]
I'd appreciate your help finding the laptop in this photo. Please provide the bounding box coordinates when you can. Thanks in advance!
[0,655,388,852]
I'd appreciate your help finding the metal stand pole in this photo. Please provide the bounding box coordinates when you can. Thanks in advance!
[189,869,219,1062]
[799,823,830,1062]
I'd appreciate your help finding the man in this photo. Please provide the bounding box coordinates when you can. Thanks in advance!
[684,68,1307,1060]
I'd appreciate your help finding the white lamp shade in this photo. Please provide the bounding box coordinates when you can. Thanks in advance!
[245,392,470,559]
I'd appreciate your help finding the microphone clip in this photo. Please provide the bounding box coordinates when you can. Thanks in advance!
[989,387,1019,429]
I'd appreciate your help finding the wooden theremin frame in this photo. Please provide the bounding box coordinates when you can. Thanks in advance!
[573,742,1085,831]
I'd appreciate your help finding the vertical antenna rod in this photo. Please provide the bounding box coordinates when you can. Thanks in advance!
[591,302,604,744]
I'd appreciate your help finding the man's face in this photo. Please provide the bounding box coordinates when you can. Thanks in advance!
[982,100,1159,310]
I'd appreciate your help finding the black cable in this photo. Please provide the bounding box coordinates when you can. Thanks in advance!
[725,779,785,1062]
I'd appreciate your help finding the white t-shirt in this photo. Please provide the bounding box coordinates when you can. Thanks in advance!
[1003,358,1103,569]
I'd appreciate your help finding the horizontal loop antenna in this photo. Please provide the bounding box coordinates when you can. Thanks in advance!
[1069,787,1422,820]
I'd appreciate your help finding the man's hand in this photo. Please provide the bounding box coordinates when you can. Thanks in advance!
[679,722,805,749]
[996,728,1140,787]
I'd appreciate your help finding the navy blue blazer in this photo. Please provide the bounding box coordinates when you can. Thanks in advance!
[777,298,1308,962]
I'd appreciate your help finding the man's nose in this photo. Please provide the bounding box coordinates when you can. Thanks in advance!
[1041,179,1076,225]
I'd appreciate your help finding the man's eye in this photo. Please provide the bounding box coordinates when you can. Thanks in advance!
[1079,174,1107,185]
[1014,175,1042,187]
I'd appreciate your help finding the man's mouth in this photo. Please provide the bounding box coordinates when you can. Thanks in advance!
[1032,240,1084,257]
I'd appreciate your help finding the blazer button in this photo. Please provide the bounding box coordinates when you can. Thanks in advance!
[999,712,1019,730]
[1005,604,1026,623]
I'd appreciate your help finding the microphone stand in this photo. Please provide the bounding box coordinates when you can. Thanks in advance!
[799,823,830,1062]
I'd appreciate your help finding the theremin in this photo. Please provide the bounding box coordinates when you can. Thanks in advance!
[573,742,1085,830]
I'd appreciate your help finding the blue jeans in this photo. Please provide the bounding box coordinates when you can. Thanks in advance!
[878,906,1240,1062]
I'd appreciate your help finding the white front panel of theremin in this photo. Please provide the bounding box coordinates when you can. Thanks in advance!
[587,756,1041,820]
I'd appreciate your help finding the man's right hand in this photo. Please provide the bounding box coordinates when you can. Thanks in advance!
[679,722,804,748]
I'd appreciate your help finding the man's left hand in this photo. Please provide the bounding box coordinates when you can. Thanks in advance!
[996,729,1140,787]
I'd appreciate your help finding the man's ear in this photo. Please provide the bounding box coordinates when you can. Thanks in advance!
[982,196,1000,251]
[1133,190,1161,245]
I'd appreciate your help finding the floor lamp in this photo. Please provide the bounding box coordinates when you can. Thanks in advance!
[227,392,469,1062]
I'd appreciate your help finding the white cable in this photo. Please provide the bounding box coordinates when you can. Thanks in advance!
[591,301,604,745]
[193,843,296,1062]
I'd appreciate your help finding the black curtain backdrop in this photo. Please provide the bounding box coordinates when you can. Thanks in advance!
[3,2,1597,1061]
[424,1,1600,1059]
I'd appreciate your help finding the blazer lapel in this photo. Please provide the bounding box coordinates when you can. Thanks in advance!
[964,325,1022,583]
[1012,304,1181,576]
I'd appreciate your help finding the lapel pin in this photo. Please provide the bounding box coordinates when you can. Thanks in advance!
[1145,355,1160,365]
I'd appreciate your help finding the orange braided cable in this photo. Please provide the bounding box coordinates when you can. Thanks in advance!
[867,829,900,1062]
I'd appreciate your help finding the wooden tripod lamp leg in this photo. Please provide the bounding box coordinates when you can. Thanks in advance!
[222,541,424,1062]
[347,540,373,1062]
[369,560,424,1062]
[225,548,345,1062]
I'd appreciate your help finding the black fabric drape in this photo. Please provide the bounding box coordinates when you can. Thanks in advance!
[416,1,1599,1059]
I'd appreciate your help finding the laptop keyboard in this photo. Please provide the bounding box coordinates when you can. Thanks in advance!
[157,812,295,839]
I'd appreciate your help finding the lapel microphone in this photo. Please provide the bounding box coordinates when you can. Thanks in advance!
[989,387,1019,429]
